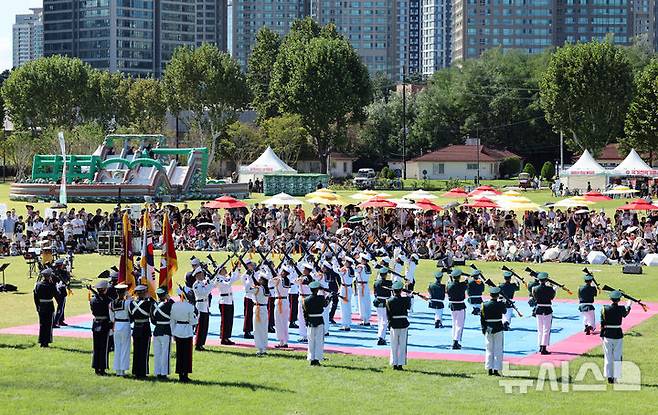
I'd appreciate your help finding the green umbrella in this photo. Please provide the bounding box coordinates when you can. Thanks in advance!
[348,215,365,224]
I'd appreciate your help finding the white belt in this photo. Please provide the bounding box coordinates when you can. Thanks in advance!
[308,314,323,317]
[392,316,408,319]
[376,296,388,300]
[536,303,552,307]
[39,299,54,303]
[156,321,170,325]
[134,319,149,323]
[430,299,443,302]
[605,325,622,328]
[485,319,502,323]
[450,300,465,304]
[469,295,482,298]
[580,303,594,306]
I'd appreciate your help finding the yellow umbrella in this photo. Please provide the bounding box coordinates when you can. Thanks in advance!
[306,192,346,205]
[603,185,639,195]
[499,201,541,212]
[502,190,522,196]
[305,188,336,198]
[350,190,379,200]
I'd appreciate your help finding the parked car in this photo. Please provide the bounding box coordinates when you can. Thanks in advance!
[353,168,376,189]
[518,172,532,189]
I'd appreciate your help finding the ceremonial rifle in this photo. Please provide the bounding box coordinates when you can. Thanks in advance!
[601,284,648,312]
[525,267,573,295]
[382,285,429,301]
[582,267,602,293]
[500,265,528,288]
[206,253,234,274]
[470,265,523,317]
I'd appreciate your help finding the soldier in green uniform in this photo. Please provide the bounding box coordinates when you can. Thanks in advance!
[600,290,631,384]
[467,269,485,315]
[527,274,540,316]
[498,271,519,331]
[373,267,392,345]
[386,280,411,370]
[447,269,468,349]
[480,287,507,376]
[303,281,329,366]
[578,275,598,335]
[532,272,555,355]
[428,271,446,328]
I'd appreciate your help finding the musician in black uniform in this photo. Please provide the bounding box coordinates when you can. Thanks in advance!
[600,290,632,384]
[321,260,340,324]
[33,269,57,347]
[52,259,71,327]
[303,280,329,366]
[578,274,598,335]
[386,280,411,370]
[499,271,520,331]
[480,287,506,376]
[447,269,468,349]
[428,271,446,328]
[90,280,112,375]
[373,267,392,345]
[532,272,555,355]
[129,285,153,378]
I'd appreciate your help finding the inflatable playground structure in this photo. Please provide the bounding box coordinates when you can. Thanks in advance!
[10,134,249,203]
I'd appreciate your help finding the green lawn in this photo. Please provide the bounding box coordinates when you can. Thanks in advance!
[2,253,658,413]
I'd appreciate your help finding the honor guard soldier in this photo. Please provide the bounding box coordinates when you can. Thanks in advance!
[241,259,257,339]
[90,280,112,375]
[600,290,632,384]
[296,263,315,343]
[170,287,198,382]
[373,267,392,345]
[532,272,555,355]
[109,284,131,376]
[386,280,411,370]
[247,272,271,356]
[447,269,468,349]
[481,287,506,376]
[303,280,329,366]
[217,266,240,345]
[192,265,213,351]
[53,259,71,327]
[151,287,174,379]
[579,274,598,335]
[355,253,372,326]
[467,269,485,315]
[270,266,291,348]
[499,271,520,330]
[288,260,300,329]
[34,268,57,347]
[129,284,153,378]
[527,274,540,316]
[338,257,355,331]
[428,271,446,328]
[322,260,340,324]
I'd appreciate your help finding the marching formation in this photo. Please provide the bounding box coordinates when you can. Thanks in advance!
[33,228,649,384]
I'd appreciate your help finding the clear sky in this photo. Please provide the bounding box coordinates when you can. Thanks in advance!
[0,0,43,71]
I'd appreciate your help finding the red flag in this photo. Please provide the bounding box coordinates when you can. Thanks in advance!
[159,212,177,294]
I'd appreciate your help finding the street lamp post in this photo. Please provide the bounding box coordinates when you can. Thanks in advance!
[402,71,407,180]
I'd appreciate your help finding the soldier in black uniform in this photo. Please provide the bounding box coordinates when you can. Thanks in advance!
[600,290,631,384]
[499,271,520,331]
[322,261,340,324]
[33,269,57,347]
[480,287,507,376]
[151,287,174,379]
[129,285,153,378]
[52,259,71,327]
[467,269,485,315]
[578,274,598,335]
[90,280,112,375]
[303,281,329,366]
[428,271,446,328]
[447,269,468,349]
[386,280,411,370]
[373,267,392,345]
[532,272,555,355]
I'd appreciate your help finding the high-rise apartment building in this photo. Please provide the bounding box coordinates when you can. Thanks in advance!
[421,0,451,75]
[12,8,44,68]
[196,0,228,49]
[231,0,308,68]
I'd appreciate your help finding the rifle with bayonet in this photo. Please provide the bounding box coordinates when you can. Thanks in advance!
[582,267,601,293]
[206,253,234,274]
[501,265,528,288]
[601,285,648,312]
[470,265,524,317]
[525,267,573,295]
[382,285,429,301]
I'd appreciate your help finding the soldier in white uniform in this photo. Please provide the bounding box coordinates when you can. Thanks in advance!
[296,263,314,343]
[270,266,291,348]
[216,266,240,345]
[355,254,372,326]
[247,272,270,356]
[150,287,173,379]
[192,266,213,351]
[109,284,131,376]
[241,260,257,339]
[338,257,355,331]
[170,287,198,382]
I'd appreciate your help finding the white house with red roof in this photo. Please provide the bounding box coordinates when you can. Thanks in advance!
[407,143,521,180]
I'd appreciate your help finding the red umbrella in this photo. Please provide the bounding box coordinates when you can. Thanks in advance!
[616,198,658,211]
[415,198,443,211]
[583,191,612,202]
[442,187,468,198]
[468,185,501,197]
[204,195,248,209]
[359,196,397,208]
[464,197,499,209]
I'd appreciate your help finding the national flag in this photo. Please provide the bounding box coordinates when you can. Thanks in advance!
[140,210,156,299]
[159,212,177,294]
[118,212,135,293]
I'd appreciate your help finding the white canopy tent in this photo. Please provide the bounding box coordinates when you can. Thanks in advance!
[561,150,607,192]
[610,149,658,178]
[239,147,297,183]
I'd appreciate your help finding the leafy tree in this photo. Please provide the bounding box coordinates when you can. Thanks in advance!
[261,114,308,166]
[371,72,395,103]
[128,78,167,133]
[0,70,9,126]
[523,162,536,177]
[163,44,251,165]
[220,122,264,174]
[270,18,372,173]
[1,131,50,180]
[1,56,92,131]
[247,28,281,121]
[540,161,555,180]
[84,70,132,132]
[621,59,658,163]
[43,122,106,156]
[539,41,633,155]
[499,157,522,177]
